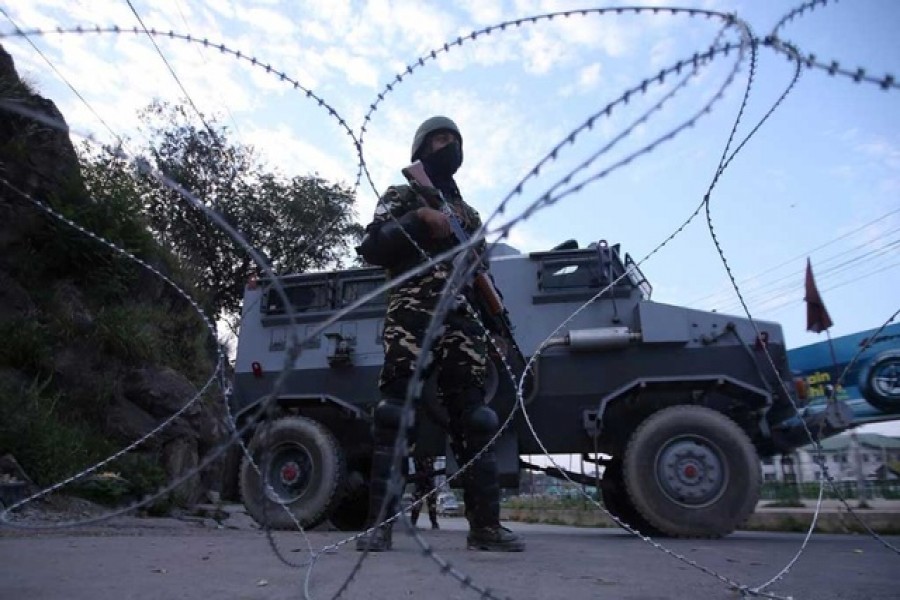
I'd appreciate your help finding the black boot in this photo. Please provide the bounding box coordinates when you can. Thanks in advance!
[354,447,398,552]
[429,503,439,529]
[356,523,393,552]
[354,390,410,553]
[467,525,524,551]
[457,400,525,551]
[428,494,440,529]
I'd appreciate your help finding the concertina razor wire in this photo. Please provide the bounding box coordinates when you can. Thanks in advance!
[1,2,898,599]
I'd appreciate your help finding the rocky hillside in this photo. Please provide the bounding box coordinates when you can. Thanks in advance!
[0,44,230,509]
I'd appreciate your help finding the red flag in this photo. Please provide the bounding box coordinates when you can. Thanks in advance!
[805,258,833,333]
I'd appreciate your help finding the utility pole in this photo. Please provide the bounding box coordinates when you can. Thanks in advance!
[850,429,870,508]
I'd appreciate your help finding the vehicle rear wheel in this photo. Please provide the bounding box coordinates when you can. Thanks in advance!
[240,416,345,530]
[329,464,370,531]
[623,405,760,538]
[601,460,662,536]
[859,351,900,413]
[329,489,369,531]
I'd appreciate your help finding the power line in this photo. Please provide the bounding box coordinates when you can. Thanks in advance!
[171,0,243,137]
[698,223,900,310]
[725,246,900,315]
[712,235,900,313]
[124,0,244,215]
[761,259,900,318]
[686,206,900,307]
[0,7,121,144]
[716,241,900,312]
[124,0,216,136]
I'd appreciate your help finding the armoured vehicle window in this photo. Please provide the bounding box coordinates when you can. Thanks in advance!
[263,283,331,315]
[339,276,388,309]
[539,258,604,291]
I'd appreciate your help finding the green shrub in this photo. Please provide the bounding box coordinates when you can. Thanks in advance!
[93,305,164,365]
[0,318,53,373]
[0,376,115,487]
[155,306,215,383]
[113,453,167,499]
[69,474,132,505]
[68,453,169,507]
[90,301,213,377]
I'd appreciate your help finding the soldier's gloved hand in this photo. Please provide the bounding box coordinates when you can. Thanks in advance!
[416,207,452,239]
[410,180,443,205]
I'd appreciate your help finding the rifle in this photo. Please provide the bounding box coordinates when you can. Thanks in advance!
[401,161,531,386]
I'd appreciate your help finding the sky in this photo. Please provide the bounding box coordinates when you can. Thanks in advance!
[1,0,898,433]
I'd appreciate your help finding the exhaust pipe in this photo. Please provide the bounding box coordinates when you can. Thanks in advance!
[545,327,642,351]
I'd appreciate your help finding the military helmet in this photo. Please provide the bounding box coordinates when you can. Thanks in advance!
[410,116,463,161]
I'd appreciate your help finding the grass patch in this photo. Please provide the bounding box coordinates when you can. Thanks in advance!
[93,304,164,365]
[91,301,213,376]
[0,318,53,373]
[68,454,168,507]
[0,375,171,506]
[504,494,599,510]
[0,376,115,487]
[763,500,807,508]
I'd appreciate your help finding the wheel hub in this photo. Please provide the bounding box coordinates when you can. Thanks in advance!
[281,461,301,485]
[656,437,727,508]
[265,443,313,504]
[873,363,900,397]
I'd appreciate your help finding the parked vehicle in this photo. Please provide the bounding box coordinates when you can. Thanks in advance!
[230,239,855,537]
[438,492,462,517]
[789,323,900,419]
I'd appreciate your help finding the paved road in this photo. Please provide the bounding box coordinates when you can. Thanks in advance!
[1,516,898,600]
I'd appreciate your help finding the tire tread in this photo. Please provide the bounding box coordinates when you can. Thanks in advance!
[239,416,345,530]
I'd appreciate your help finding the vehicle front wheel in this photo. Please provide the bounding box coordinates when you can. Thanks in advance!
[239,416,345,530]
[623,405,760,538]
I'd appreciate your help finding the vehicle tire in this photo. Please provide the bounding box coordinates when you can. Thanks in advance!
[601,460,663,536]
[329,489,369,531]
[859,350,900,413]
[239,416,345,530]
[329,465,370,531]
[623,405,760,538]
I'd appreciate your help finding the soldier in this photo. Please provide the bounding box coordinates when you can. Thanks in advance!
[409,456,439,529]
[355,116,524,552]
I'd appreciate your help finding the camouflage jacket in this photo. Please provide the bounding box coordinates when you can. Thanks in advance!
[366,184,485,293]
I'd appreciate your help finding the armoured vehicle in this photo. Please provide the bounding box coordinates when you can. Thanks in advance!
[230,239,853,537]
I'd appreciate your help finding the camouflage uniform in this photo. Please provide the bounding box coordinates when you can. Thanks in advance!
[375,183,487,394]
[355,116,523,553]
[409,456,439,528]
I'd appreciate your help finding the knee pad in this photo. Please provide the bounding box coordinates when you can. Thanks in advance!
[464,405,499,441]
[374,397,404,431]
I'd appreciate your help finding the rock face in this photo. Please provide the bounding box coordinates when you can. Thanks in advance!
[0,43,229,507]
[0,45,83,206]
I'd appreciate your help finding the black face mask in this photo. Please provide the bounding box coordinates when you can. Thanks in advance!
[421,140,462,178]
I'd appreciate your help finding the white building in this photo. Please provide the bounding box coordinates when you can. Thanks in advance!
[762,432,900,483]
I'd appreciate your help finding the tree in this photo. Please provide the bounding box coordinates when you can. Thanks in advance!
[81,101,363,324]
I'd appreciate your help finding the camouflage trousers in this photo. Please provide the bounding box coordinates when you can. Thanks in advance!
[409,456,438,526]
[369,269,501,529]
[379,269,487,394]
